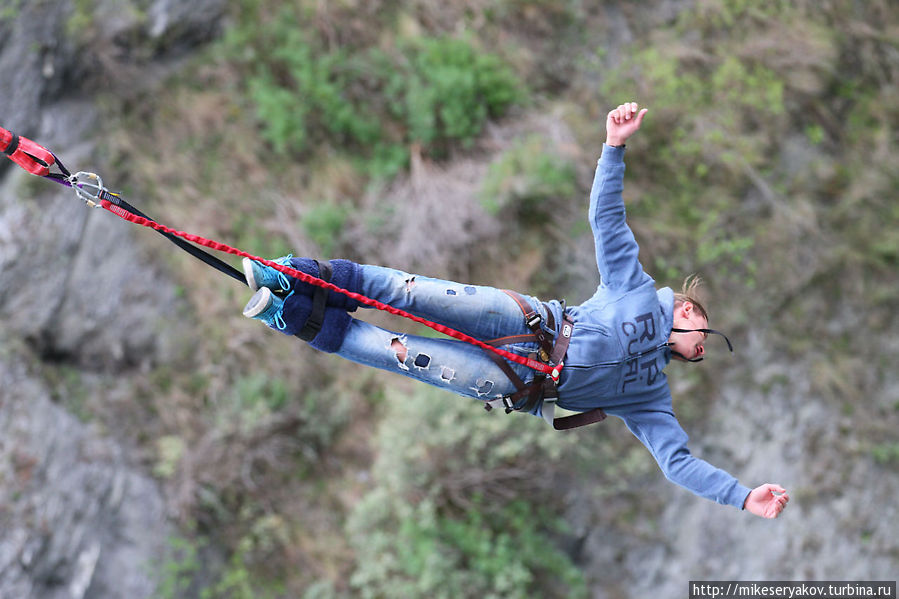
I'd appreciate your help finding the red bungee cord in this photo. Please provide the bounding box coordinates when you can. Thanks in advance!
[1,126,558,378]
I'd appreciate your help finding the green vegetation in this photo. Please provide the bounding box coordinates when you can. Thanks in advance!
[350,496,585,599]
[871,443,899,467]
[0,0,23,24]
[223,3,526,177]
[347,386,588,599]
[302,200,351,256]
[480,135,577,224]
[156,535,203,599]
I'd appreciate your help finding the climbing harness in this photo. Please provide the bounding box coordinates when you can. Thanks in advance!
[482,291,608,430]
[0,126,557,378]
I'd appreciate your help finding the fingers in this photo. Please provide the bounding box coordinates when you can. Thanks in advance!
[605,101,648,146]
[767,483,790,518]
[765,483,789,501]
[634,108,649,126]
[747,483,790,519]
[608,102,643,124]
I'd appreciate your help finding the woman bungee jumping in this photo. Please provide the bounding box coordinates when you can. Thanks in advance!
[239,102,789,518]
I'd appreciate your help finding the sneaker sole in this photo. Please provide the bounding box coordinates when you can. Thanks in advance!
[242,287,273,318]
[242,257,260,291]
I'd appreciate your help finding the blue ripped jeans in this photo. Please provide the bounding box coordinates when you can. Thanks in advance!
[335,265,547,402]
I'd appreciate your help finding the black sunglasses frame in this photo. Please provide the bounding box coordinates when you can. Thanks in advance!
[669,328,734,362]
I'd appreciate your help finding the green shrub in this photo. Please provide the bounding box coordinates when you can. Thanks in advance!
[383,36,525,151]
[480,135,577,224]
[0,0,23,23]
[347,386,588,599]
[156,535,203,599]
[155,531,286,599]
[202,534,286,599]
[244,24,382,155]
[302,200,351,256]
[350,493,586,599]
[154,435,186,479]
[214,373,291,434]
[871,443,899,467]
[221,4,525,173]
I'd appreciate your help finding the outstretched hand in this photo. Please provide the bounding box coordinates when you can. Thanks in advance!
[606,101,648,147]
[744,484,790,519]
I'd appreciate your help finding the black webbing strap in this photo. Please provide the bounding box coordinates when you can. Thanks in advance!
[552,407,608,430]
[102,191,247,285]
[297,260,331,341]
[3,133,19,156]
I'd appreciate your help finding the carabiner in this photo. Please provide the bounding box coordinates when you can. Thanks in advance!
[69,171,111,208]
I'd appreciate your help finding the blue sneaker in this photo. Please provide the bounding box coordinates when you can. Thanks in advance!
[242,287,288,330]
[242,255,294,293]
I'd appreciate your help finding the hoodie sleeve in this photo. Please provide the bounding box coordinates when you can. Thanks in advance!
[589,144,653,292]
[622,407,752,509]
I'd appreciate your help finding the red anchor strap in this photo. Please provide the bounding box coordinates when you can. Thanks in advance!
[1,126,57,177]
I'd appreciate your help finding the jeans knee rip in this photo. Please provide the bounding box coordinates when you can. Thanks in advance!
[473,378,494,396]
[390,336,409,370]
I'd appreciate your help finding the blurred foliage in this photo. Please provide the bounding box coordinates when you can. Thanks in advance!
[347,385,588,599]
[350,495,586,599]
[215,374,291,430]
[157,527,287,599]
[0,0,25,26]
[154,435,186,479]
[223,0,526,177]
[871,443,899,468]
[157,535,204,599]
[480,135,577,224]
[302,199,352,256]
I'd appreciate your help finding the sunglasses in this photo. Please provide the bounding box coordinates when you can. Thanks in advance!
[669,328,734,362]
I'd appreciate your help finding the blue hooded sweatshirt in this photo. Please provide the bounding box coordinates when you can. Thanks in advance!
[543,144,751,509]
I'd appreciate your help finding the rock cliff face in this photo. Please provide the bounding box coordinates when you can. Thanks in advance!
[0,2,223,597]
[0,352,168,599]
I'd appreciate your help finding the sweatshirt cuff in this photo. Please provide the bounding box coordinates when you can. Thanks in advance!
[733,484,753,510]
[600,143,626,164]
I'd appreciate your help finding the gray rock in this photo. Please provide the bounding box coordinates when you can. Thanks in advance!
[0,349,169,599]
[0,1,227,597]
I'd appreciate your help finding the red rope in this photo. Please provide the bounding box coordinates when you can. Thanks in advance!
[101,200,556,376]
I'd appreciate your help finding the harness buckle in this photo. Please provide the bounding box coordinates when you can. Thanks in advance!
[550,362,563,384]
[526,313,542,329]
